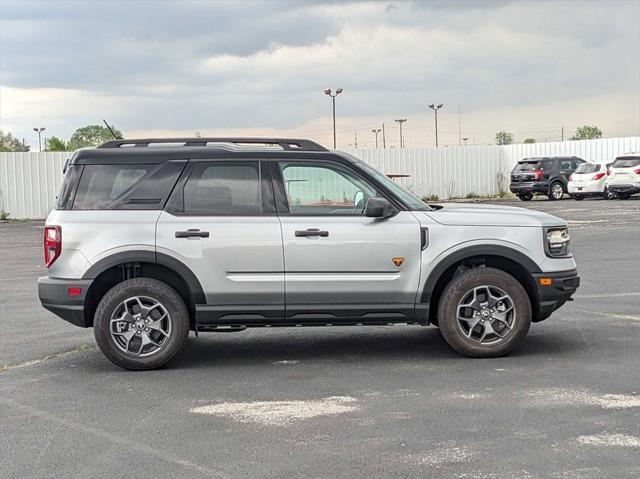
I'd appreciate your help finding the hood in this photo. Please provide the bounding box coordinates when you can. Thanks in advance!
[424,203,567,227]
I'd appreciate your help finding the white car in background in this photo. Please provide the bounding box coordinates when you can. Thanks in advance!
[606,154,640,199]
[568,162,611,200]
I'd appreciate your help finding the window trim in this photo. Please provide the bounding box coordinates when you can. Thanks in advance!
[271,158,398,217]
[164,159,275,217]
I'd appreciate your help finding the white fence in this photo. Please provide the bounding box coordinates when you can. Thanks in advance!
[1,137,639,219]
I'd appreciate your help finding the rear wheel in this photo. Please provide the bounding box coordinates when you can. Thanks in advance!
[437,267,532,357]
[94,278,190,370]
[618,192,631,200]
[572,194,584,201]
[603,188,616,200]
[517,192,533,201]
[548,182,564,201]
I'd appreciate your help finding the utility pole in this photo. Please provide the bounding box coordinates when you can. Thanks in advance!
[33,127,46,152]
[382,123,386,148]
[371,128,381,148]
[324,88,343,149]
[561,126,564,141]
[462,137,469,146]
[428,104,443,147]
[394,118,407,148]
[354,131,358,149]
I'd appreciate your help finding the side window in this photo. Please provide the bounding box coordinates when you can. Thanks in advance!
[279,162,377,215]
[74,164,150,210]
[179,161,262,215]
[559,159,573,170]
[539,160,555,171]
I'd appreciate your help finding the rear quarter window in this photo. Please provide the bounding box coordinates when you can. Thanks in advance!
[72,161,185,210]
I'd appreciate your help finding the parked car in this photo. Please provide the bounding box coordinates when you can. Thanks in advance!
[567,162,613,200]
[38,138,579,370]
[510,156,585,201]
[605,153,640,199]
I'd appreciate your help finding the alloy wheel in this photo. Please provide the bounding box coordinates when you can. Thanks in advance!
[456,285,517,344]
[551,183,564,200]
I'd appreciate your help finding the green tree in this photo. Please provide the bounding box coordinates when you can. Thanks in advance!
[523,138,536,144]
[0,130,30,152]
[495,130,514,145]
[570,125,602,140]
[68,124,123,148]
[45,136,70,152]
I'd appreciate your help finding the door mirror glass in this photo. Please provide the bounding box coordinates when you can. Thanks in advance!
[365,197,396,218]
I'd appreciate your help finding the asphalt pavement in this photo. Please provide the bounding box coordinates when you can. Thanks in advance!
[1,196,639,478]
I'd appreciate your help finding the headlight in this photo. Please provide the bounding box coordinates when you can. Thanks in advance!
[545,227,571,257]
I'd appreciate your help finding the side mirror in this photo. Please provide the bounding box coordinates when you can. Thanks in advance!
[365,197,396,218]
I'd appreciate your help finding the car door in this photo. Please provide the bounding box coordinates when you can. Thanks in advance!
[558,158,575,184]
[272,159,422,323]
[156,159,284,326]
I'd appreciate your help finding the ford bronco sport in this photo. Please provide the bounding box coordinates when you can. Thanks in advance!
[38,138,580,370]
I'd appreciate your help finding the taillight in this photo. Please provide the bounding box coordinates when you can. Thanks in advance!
[568,174,573,182]
[634,168,640,175]
[534,170,544,181]
[592,172,606,181]
[44,225,62,267]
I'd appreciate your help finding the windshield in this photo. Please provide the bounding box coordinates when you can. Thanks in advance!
[355,160,431,210]
[574,163,600,174]
[612,157,640,168]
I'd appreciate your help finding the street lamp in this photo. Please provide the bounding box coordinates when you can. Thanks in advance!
[428,104,443,147]
[324,88,343,149]
[33,127,46,152]
[371,128,381,148]
[462,137,469,146]
[394,119,407,148]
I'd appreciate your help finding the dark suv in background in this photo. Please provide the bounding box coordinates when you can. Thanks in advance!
[510,156,585,201]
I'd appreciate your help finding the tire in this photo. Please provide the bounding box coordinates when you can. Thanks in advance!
[548,181,564,201]
[517,192,533,201]
[618,192,631,200]
[572,194,584,201]
[437,267,532,358]
[94,278,190,370]
[603,188,615,200]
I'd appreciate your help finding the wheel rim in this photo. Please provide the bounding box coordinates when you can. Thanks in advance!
[109,296,172,357]
[456,285,517,345]
[552,184,563,199]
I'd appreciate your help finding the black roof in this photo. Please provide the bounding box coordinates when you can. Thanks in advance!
[70,137,339,165]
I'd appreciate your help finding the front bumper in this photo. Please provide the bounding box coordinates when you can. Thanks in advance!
[510,182,548,194]
[532,269,580,321]
[38,276,93,327]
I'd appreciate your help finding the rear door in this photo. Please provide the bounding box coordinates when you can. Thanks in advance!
[272,159,422,323]
[558,158,575,184]
[156,159,284,326]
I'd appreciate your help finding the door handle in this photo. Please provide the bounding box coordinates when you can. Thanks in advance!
[295,228,329,238]
[175,229,210,238]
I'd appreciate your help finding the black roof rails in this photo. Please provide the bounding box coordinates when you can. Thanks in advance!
[98,137,328,152]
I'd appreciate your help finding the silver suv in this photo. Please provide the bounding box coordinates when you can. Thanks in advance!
[38,138,580,370]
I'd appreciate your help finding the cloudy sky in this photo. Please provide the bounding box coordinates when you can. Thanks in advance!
[1,0,639,149]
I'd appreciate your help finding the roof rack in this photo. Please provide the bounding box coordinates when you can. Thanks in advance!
[97,137,328,152]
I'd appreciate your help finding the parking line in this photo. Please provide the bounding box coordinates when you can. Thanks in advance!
[577,292,640,299]
[573,309,640,321]
[0,397,230,478]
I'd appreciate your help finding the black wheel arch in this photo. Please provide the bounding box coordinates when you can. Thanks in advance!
[82,251,205,328]
[420,245,542,325]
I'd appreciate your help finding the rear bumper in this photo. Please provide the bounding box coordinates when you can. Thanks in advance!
[567,183,604,194]
[510,182,548,194]
[607,183,640,194]
[532,269,580,321]
[38,276,93,328]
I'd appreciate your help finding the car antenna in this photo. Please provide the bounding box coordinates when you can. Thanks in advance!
[103,119,123,139]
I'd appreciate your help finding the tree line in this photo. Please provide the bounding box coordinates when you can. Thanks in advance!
[495,125,602,145]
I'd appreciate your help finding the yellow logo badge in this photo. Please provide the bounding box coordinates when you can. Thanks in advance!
[392,257,405,267]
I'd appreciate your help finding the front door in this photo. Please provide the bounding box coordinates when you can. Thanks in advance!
[156,160,284,326]
[273,159,422,323]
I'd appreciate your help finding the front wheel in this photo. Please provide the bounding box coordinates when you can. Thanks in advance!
[94,278,190,370]
[437,267,532,357]
[548,182,564,201]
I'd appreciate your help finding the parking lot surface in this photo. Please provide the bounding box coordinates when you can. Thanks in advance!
[1,197,639,478]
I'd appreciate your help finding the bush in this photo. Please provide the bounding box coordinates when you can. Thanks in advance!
[422,194,440,202]
[0,210,10,220]
[465,192,481,199]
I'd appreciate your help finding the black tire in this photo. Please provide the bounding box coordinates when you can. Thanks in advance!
[618,192,631,200]
[517,193,533,201]
[437,267,532,358]
[94,278,190,370]
[548,181,564,201]
[572,194,584,201]
[603,188,616,200]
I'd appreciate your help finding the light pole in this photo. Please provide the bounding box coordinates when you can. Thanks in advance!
[428,104,443,147]
[33,127,46,152]
[462,137,469,146]
[394,118,407,148]
[324,88,343,149]
[371,128,381,148]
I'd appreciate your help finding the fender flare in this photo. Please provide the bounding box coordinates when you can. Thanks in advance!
[420,244,541,303]
[82,250,206,304]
